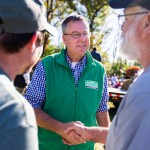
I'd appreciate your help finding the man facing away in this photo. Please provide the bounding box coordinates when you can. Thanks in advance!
[0,0,56,149]
[106,0,150,149]
[25,14,110,150]
[91,47,102,62]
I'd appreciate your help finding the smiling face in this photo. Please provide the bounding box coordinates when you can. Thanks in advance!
[62,20,90,62]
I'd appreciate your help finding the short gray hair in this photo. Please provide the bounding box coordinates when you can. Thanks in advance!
[61,15,89,34]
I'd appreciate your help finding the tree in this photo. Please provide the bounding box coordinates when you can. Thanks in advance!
[60,0,109,49]
[42,0,110,51]
[106,58,131,76]
[43,0,75,52]
[41,0,114,74]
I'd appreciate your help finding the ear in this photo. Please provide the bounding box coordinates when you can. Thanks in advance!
[62,35,67,45]
[27,32,39,51]
[142,13,150,38]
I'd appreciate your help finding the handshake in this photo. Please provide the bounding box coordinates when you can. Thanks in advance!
[61,121,88,145]
[60,121,108,145]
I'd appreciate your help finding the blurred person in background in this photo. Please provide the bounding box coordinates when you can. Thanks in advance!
[111,74,119,88]
[91,47,102,62]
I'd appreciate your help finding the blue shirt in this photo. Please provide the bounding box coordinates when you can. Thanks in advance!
[25,54,109,112]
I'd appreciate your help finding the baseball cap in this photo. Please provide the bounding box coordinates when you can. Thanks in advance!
[109,0,150,10]
[0,0,57,36]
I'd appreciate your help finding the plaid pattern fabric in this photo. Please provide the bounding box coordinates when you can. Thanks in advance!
[24,53,109,112]
[65,53,86,87]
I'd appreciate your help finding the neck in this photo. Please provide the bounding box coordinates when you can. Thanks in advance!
[0,53,23,80]
[139,48,150,69]
[66,51,84,62]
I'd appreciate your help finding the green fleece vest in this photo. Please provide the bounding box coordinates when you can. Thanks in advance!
[38,49,105,150]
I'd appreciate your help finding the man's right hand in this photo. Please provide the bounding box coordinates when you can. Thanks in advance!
[60,121,86,145]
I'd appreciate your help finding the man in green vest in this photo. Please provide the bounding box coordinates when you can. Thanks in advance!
[25,14,110,150]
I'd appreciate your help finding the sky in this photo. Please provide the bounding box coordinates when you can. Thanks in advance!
[50,8,124,63]
[101,8,124,62]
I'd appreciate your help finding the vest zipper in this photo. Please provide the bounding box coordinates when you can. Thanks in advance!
[63,65,77,122]
[73,67,89,121]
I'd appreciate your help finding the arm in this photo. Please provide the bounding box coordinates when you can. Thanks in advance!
[63,123,109,144]
[96,111,110,127]
[86,73,110,142]
[85,126,109,144]
[34,108,86,145]
[97,74,110,127]
[24,61,86,145]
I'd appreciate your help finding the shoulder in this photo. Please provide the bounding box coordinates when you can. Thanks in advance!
[93,59,105,71]
[41,53,60,72]
[42,53,59,61]
[0,78,37,130]
[131,70,150,93]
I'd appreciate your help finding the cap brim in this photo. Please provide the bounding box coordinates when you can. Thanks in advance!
[109,0,133,9]
[45,23,57,36]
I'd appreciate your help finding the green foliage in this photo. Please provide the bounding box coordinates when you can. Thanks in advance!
[44,0,110,47]
[41,0,143,79]
[44,0,75,25]
[106,58,131,76]
[42,0,112,68]
[41,45,62,59]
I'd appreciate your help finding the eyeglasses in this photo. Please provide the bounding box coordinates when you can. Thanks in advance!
[63,32,91,39]
[118,11,148,26]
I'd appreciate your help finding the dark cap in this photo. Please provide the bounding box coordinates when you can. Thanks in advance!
[0,0,57,36]
[109,0,150,10]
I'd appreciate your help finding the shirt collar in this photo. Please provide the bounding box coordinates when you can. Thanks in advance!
[65,51,86,67]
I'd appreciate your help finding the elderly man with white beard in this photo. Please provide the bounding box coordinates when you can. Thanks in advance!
[64,0,150,149]
[106,0,150,150]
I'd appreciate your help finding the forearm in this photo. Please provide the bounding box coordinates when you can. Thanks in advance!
[34,108,64,136]
[85,126,109,144]
[34,108,86,145]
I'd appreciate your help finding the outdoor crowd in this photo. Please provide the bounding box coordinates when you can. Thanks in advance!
[108,65,142,90]
[0,0,150,150]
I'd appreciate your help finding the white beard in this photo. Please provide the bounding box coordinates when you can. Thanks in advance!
[117,20,141,61]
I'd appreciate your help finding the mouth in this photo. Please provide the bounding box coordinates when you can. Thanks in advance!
[77,44,86,47]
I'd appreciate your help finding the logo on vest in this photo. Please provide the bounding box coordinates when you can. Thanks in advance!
[85,80,98,90]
